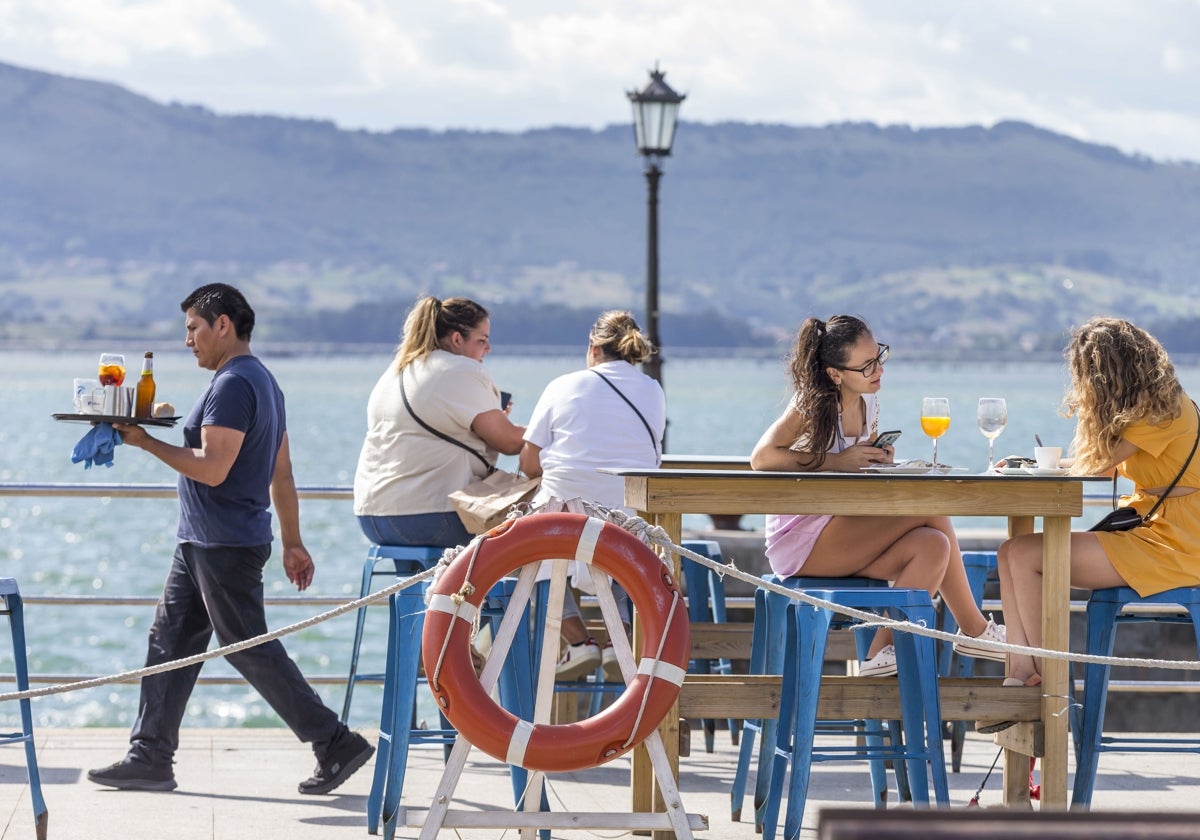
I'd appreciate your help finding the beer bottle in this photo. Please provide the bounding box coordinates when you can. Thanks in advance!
[134,351,156,418]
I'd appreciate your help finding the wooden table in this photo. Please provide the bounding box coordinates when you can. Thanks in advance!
[611,467,1104,822]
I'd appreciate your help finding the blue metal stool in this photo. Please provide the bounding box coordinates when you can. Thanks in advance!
[1071,585,1200,808]
[341,544,445,723]
[730,575,903,832]
[763,588,949,840]
[368,574,538,838]
[936,550,997,771]
[680,539,736,752]
[0,578,48,840]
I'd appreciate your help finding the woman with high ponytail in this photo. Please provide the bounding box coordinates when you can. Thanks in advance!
[751,315,1004,676]
[353,295,525,548]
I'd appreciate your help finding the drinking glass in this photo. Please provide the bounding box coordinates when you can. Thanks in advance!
[98,353,126,387]
[920,397,951,466]
[977,397,1007,471]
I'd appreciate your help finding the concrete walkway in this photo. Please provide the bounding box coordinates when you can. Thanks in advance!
[3,726,1200,838]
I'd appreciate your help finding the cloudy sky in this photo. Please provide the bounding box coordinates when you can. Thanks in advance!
[2,0,1199,162]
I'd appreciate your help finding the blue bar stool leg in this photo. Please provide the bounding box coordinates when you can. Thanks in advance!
[1071,593,1119,808]
[366,591,403,835]
[752,588,790,832]
[4,587,48,840]
[707,567,739,744]
[380,584,427,840]
[730,585,768,821]
[341,556,380,723]
[777,603,834,840]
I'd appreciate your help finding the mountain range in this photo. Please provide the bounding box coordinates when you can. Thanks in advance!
[4,59,1200,353]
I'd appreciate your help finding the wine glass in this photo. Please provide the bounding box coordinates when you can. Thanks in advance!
[920,397,951,466]
[977,397,1007,471]
[98,353,126,387]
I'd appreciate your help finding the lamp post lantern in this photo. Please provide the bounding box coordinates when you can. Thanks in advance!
[627,65,685,388]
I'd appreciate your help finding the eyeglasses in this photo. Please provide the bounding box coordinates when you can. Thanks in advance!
[838,343,890,376]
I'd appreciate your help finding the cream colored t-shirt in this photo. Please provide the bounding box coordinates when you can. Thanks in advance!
[353,350,500,516]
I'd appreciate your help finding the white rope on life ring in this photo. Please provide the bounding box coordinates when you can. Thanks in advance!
[421,511,690,772]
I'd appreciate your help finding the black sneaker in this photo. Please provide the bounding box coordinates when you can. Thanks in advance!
[88,755,177,791]
[298,732,374,795]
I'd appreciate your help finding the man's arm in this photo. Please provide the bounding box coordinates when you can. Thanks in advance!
[270,431,314,592]
[115,423,245,487]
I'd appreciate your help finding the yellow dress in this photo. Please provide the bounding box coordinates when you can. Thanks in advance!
[1094,394,1200,596]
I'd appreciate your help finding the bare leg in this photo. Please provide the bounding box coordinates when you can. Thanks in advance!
[999,531,1128,682]
[806,516,952,658]
[928,516,990,637]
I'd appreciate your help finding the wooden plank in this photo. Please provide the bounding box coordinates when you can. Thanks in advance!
[401,809,708,830]
[624,473,1085,518]
[678,676,1043,723]
[817,808,1200,839]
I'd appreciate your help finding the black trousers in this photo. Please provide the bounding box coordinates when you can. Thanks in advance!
[130,542,344,764]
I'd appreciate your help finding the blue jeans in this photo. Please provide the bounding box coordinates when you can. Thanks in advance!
[129,542,345,764]
[357,512,472,548]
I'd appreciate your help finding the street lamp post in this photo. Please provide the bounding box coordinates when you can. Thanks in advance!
[627,65,685,388]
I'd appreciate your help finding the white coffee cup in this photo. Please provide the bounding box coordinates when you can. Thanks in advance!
[74,378,103,414]
[1034,446,1062,470]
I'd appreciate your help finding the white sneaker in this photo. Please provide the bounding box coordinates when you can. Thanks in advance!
[555,638,601,680]
[859,644,898,677]
[952,618,1008,662]
[601,641,623,683]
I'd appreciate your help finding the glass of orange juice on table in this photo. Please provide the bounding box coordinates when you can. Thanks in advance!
[98,353,126,387]
[920,396,951,466]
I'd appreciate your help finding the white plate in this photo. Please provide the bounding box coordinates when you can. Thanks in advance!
[862,464,959,475]
[995,467,1029,475]
[1022,465,1071,476]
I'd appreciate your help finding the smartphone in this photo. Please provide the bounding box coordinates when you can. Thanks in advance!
[500,391,512,411]
[873,430,902,449]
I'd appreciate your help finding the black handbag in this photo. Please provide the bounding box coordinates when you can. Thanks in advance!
[1089,400,1199,532]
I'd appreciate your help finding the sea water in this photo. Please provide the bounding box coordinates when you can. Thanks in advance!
[3,348,1197,730]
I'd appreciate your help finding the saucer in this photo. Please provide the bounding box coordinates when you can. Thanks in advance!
[1022,465,1071,476]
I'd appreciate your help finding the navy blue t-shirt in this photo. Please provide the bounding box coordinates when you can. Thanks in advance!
[177,355,285,547]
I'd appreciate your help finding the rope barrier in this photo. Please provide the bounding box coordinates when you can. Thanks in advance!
[4,498,1199,711]
[0,565,438,704]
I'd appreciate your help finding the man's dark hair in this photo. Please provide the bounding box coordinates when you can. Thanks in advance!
[181,283,256,340]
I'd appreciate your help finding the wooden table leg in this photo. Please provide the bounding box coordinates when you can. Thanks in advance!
[632,511,681,839]
[999,516,1035,806]
[1039,514,1072,807]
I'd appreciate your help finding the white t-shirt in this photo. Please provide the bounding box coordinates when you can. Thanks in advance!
[523,360,666,509]
[353,350,500,516]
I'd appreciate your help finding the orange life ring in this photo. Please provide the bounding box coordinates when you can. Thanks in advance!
[421,511,690,772]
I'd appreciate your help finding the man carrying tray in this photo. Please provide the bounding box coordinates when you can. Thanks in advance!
[87,282,373,795]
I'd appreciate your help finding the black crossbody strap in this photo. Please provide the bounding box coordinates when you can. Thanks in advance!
[1115,399,1200,520]
[400,372,494,474]
[591,370,661,465]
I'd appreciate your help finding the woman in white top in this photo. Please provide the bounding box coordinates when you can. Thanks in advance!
[520,311,666,679]
[353,296,525,548]
[751,315,1004,676]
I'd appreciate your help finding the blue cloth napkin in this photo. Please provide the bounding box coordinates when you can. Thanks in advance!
[71,422,123,469]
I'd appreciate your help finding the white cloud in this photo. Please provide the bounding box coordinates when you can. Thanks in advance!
[1,0,1199,161]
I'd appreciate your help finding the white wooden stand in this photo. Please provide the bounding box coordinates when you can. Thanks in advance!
[408,511,702,838]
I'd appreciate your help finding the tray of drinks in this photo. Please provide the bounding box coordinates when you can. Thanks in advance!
[52,413,180,428]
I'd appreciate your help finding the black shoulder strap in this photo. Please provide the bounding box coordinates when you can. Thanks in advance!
[591,370,661,464]
[400,372,494,474]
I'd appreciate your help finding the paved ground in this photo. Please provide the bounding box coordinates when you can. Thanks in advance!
[3,726,1200,839]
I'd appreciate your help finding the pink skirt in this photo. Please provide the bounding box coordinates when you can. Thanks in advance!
[765,513,833,578]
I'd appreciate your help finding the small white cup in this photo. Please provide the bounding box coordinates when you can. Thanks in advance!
[1034,446,1062,470]
[74,378,102,414]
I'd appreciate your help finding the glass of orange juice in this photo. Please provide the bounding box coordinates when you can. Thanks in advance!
[920,397,950,466]
[98,353,126,387]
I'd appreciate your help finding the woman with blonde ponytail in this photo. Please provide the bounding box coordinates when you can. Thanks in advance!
[751,315,1003,677]
[353,296,525,548]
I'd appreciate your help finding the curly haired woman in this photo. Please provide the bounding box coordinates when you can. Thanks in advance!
[997,317,1200,691]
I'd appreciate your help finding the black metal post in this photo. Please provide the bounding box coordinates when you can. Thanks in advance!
[643,161,663,386]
